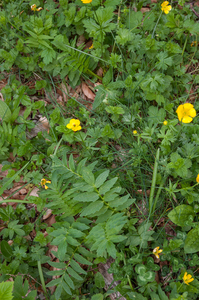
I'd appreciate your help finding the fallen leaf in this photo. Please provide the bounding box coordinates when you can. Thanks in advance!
[82,82,95,100]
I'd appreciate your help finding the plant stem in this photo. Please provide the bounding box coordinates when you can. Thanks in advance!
[152,11,162,39]
[38,261,48,299]
[149,148,160,215]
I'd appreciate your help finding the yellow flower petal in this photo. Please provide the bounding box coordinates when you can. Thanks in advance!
[176,103,196,123]
[196,174,199,183]
[182,116,193,123]
[66,119,82,132]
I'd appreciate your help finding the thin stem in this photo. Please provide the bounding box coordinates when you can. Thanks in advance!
[152,11,162,39]
[149,148,160,215]
[38,261,48,299]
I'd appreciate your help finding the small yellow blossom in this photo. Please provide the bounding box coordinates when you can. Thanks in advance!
[196,174,199,183]
[66,119,82,132]
[191,41,197,47]
[31,4,42,11]
[41,178,51,189]
[163,120,168,125]
[81,0,92,3]
[153,246,163,259]
[161,1,172,14]
[176,103,196,123]
[183,272,194,285]
[133,130,137,135]
[89,44,93,49]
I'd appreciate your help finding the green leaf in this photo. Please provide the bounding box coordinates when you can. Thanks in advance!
[73,192,99,202]
[0,240,13,258]
[81,200,103,216]
[67,267,83,281]
[70,259,87,275]
[74,253,92,265]
[168,205,194,226]
[106,240,117,258]
[91,294,103,300]
[158,285,168,300]
[46,278,62,288]
[150,292,160,300]
[95,170,110,188]
[102,68,112,86]
[69,154,75,172]
[0,281,13,300]
[62,280,72,295]
[0,100,11,122]
[95,272,105,288]
[63,273,75,290]
[99,177,118,195]
[48,261,66,269]
[93,86,106,110]
[82,167,95,185]
[184,227,199,254]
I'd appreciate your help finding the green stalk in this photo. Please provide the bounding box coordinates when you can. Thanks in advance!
[38,261,48,299]
[0,199,35,204]
[152,176,167,214]
[149,148,160,215]
[152,11,162,39]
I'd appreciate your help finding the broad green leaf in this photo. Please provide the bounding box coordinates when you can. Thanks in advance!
[70,259,87,275]
[0,281,13,300]
[64,273,75,290]
[67,267,83,281]
[81,200,103,216]
[74,253,92,265]
[95,272,105,288]
[184,227,199,254]
[66,235,80,246]
[1,240,13,258]
[168,205,194,226]
[69,154,75,172]
[0,100,11,122]
[62,281,72,295]
[95,170,110,188]
[46,270,65,276]
[73,192,99,203]
[82,167,95,185]
[150,292,160,300]
[48,261,66,269]
[106,240,117,258]
[91,294,103,300]
[55,284,62,299]
[46,278,62,287]
[99,177,118,195]
[158,285,168,300]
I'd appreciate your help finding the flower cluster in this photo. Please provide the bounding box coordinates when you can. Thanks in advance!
[176,103,196,123]
[66,119,82,132]
[41,178,51,189]
[161,1,172,14]
[31,4,42,11]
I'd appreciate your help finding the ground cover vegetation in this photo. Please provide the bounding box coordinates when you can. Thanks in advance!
[0,0,199,299]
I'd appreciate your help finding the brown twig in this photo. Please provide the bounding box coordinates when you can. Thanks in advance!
[190,3,199,18]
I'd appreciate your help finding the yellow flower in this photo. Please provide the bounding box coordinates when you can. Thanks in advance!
[161,1,172,14]
[133,130,137,135]
[163,120,168,125]
[31,4,42,11]
[191,41,197,47]
[66,119,82,132]
[31,4,37,11]
[89,44,93,49]
[183,272,194,285]
[196,174,199,183]
[176,103,196,123]
[81,0,92,3]
[41,178,51,189]
[153,246,163,259]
